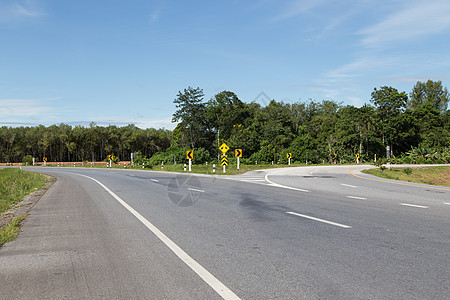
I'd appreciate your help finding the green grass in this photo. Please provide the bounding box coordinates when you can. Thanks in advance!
[363,166,450,187]
[0,168,48,214]
[146,162,314,175]
[0,214,26,247]
[0,168,48,247]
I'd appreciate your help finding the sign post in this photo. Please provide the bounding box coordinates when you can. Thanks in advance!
[219,143,229,173]
[235,149,242,170]
[355,153,360,164]
[43,157,47,166]
[186,150,193,171]
[386,146,391,169]
[108,155,113,168]
[287,153,292,166]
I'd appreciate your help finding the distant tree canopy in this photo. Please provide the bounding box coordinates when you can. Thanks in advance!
[0,123,171,163]
[408,80,449,113]
[1,80,449,164]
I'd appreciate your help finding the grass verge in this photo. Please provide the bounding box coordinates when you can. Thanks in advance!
[363,166,450,187]
[0,215,26,247]
[0,168,47,214]
[0,168,48,247]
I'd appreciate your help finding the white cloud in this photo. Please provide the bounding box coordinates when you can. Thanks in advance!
[271,0,329,21]
[0,0,45,22]
[359,0,450,48]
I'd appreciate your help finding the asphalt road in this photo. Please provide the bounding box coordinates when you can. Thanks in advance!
[0,165,448,299]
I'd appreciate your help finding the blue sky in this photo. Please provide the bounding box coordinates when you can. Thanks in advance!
[1,0,450,129]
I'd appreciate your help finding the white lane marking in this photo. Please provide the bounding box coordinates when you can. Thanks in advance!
[150,179,159,182]
[346,196,367,200]
[341,184,357,188]
[286,212,352,229]
[400,203,429,209]
[264,174,309,193]
[188,187,205,193]
[241,179,267,182]
[78,174,240,300]
[444,202,450,205]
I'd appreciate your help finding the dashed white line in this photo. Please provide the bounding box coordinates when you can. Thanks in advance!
[286,212,352,229]
[265,174,309,192]
[188,187,205,193]
[444,202,450,205]
[78,174,240,300]
[347,196,367,200]
[150,179,159,182]
[400,203,429,209]
[341,184,357,188]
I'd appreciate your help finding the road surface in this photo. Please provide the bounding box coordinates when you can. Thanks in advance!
[0,165,448,299]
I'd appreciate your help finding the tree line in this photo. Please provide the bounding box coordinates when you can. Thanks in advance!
[1,79,449,165]
[0,123,171,163]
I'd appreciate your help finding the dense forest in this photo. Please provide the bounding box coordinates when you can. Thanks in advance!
[1,80,449,165]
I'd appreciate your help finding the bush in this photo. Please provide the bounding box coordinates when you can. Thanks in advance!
[22,155,33,165]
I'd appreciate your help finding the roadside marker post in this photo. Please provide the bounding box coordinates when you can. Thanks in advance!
[213,164,216,173]
[186,151,193,172]
[235,149,242,170]
[287,153,292,166]
[355,153,360,164]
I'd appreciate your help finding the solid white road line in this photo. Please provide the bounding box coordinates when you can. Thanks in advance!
[188,187,205,193]
[341,183,357,188]
[346,196,367,200]
[286,211,352,229]
[400,203,429,209]
[264,174,309,192]
[78,174,240,300]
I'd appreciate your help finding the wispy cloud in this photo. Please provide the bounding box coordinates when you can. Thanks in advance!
[358,0,450,49]
[0,98,64,126]
[0,0,45,23]
[271,0,329,21]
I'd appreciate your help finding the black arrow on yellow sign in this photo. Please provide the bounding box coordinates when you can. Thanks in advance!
[235,149,242,158]
[221,155,228,166]
[186,150,193,160]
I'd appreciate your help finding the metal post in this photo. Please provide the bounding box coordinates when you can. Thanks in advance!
[223,164,226,173]
[188,159,192,171]
[237,157,240,170]
[288,158,291,166]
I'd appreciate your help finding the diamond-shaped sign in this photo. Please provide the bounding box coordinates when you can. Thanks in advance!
[219,143,229,154]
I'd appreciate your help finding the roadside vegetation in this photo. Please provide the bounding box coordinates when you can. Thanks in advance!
[0,168,48,247]
[0,79,449,167]
[363,166,450,187]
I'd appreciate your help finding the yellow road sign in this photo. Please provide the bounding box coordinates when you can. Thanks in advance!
[355,153,360,159]
[235,149,242,158]
[287,153,292,159]
[219,143,229,154]
[108,155,114,160]
[186,150,193,160]
[43,157,47,162]
[221,154,228,165]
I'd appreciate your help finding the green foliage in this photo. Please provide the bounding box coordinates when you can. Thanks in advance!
[409,80,449,113]
[22,155,33,165]
[1,83,449,167]
[0,215,26,247]
[0,169,47,213]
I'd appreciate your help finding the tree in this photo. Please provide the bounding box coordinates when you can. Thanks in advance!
[172,87,210,149]
[408,80,449,113]
[371,86,408,157]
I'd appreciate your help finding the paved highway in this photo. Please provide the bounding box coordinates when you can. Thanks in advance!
[0,165,448,299]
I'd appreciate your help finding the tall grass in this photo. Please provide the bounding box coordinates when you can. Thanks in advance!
[0,168,47,214]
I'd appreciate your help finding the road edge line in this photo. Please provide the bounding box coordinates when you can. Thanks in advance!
[77,174,241,300]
